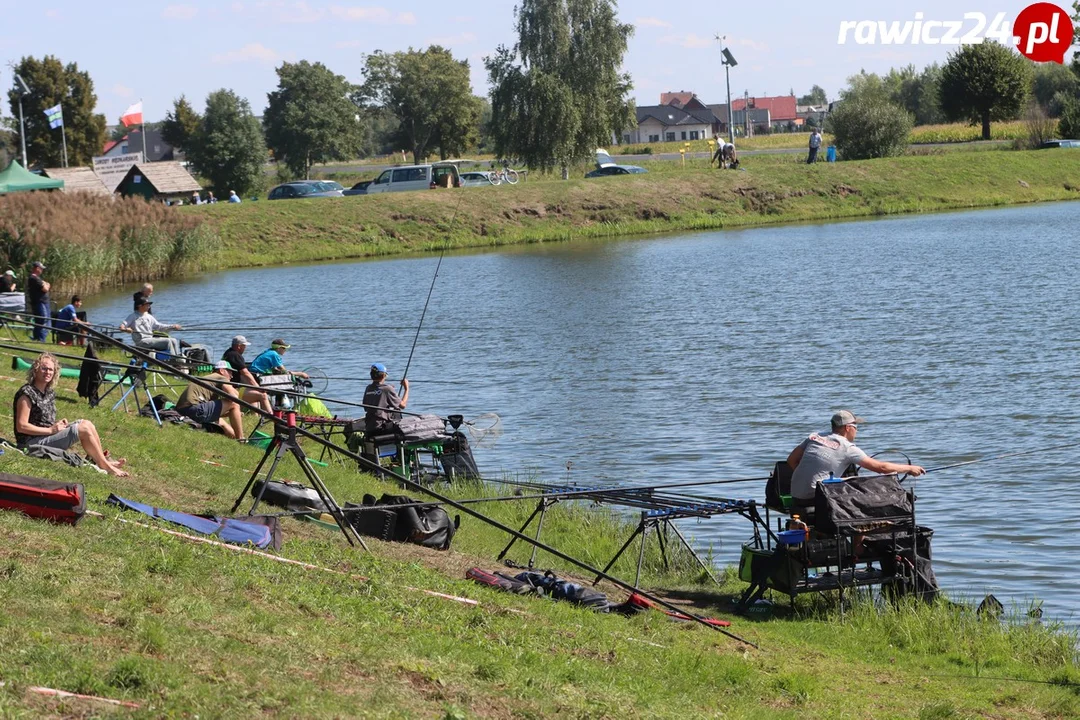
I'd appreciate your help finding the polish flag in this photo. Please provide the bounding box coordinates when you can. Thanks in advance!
[120,101,143,127]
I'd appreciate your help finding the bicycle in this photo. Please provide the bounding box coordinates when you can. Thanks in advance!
[487,160,520,186]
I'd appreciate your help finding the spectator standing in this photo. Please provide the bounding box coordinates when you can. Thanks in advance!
[808,129,822,164]
[26,261,50,342]
[228,190,241,203]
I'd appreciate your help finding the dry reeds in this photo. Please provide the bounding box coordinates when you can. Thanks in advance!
[0,192,218,295]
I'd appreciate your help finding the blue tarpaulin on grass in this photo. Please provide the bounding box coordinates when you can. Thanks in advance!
[106,494,273,548]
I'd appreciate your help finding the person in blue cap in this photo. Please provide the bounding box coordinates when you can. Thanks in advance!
[363,362,409,435]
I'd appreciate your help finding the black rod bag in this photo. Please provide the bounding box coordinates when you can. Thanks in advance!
[352,493,458,550]
[251,480,328,513]
[0,472,86,524]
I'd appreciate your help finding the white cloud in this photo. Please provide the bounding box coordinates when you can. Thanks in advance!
[162,4,198,20]
[212,42,280,64]
[112,83,135,98]
[636,17,671,29]
[44,8,61,18]
[791,57,815,67]
[659,33,712,49]
[334,40,364,49]
[329,5,415,24]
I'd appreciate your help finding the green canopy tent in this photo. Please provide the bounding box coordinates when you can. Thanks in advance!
[0,161,64,195]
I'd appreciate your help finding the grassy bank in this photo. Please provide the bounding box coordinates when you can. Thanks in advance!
[0,339,1077,718]
[204,150,1080,268]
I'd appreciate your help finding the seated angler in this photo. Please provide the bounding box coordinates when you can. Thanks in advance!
[222,335,273,414]
[175,360,245,440]
[248,339,309,381]
[13,353,129,477]
[120,297,183,359]
[363,363,409,436]
[787,410,925,518]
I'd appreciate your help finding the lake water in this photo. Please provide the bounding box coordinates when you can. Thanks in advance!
[88,201,1080,621]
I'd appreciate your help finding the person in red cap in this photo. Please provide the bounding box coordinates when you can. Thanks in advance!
[787,410,925,513]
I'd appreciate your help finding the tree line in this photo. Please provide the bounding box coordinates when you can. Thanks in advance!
[5,0,1079,181]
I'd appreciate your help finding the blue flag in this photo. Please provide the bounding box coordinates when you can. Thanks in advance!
[44,103,63,130]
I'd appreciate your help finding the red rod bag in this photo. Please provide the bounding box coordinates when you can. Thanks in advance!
[0,472,86,525]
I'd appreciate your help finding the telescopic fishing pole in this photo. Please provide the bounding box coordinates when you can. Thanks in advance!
[81,325,758,647]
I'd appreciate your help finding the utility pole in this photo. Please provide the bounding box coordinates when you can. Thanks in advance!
[716,36,738,144]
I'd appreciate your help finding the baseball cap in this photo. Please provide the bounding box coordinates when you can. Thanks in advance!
[232,335,249,346]
[214,360,233,371]
[270,338,291,349]
[831,410,866,428]
[3,270,14,277]
[31,261,45,269]
[371,363,387,373]
[138,298,153,306]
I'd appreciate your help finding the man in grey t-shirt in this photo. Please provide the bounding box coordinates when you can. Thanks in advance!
[787,410,925,505]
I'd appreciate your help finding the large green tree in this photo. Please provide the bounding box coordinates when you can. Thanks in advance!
[184,89,266,195]
[939,43,1031,140]
[797,85,827,106]
[5,55,106,167]
[358,46,480,163]
[0,128,16,169]
[264,61,364,178]
[161,95,202,153]
[485,0,635,177]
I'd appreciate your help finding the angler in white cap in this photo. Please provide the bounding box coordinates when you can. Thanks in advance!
[222,335,272,413]
[787,410,925,513]
[175,360,245,441]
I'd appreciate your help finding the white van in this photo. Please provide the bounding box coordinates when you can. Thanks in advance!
[367,163,461,193]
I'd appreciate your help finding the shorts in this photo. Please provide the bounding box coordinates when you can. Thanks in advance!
[27,420,82,451]
[177,400,223,425]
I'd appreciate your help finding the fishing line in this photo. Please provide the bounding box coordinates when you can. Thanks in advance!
[924,443,1077,474]
[399,186,471,390]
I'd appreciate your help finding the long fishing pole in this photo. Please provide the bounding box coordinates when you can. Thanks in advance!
[923,442,1077,474]
[399,187,471,390]
[81,326,757,646]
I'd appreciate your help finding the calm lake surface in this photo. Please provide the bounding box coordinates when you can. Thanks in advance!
[89,201,1080,621]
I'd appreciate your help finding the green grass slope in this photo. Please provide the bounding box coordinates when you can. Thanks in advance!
[0,339,1076,718]
[201,151,1080,271]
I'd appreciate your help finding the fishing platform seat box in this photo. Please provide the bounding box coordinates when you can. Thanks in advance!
[765,461,794,512]
[813,474,912,535]
[0,472,86,524]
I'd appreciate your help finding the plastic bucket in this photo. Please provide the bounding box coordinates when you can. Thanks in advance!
[826,145,837,162]
[777,529,807,546]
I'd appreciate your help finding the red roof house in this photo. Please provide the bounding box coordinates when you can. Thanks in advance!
[731,95,798,123]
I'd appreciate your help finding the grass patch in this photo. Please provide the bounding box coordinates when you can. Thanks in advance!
[0,336,1076,717]
[201,150,1080,270]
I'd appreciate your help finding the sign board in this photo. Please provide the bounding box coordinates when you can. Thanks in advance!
[92,152,144,191]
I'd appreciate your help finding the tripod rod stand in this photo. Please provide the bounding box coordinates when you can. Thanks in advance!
[230,410,368,551]
[98,361,162,426]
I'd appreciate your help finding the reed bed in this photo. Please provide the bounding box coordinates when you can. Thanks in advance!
[0,192,219,295]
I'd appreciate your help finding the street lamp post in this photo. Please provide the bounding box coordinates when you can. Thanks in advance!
[716,37,738,144]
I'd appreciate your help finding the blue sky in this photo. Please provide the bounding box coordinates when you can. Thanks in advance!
[0,0,1065,124]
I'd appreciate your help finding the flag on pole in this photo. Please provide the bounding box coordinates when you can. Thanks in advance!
[120,101,143,127]
[44,104,63,130]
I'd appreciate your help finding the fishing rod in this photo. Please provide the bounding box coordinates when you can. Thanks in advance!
[0,309,126,335]
[399,186,471,391]
[179,324,496,333]
[923,442,1077,474]
[82,325,757,646]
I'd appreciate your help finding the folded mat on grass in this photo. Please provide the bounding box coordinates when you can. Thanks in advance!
[106,494,280,549]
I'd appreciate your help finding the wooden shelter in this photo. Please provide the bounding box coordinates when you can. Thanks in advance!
[115,162,201,203]
[42,167,112,196]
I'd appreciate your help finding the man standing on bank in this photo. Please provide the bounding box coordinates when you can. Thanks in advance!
[787,410,925,513]
[26,261,50,342]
